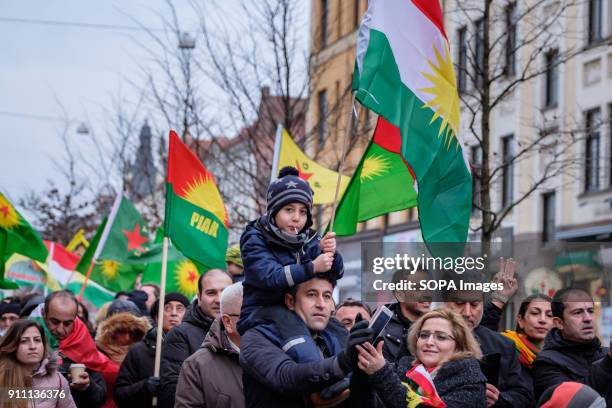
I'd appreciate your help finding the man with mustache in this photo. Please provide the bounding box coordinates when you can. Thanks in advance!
[533,288,612,405]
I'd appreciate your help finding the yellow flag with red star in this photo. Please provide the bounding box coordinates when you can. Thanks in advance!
[274,128,349,204]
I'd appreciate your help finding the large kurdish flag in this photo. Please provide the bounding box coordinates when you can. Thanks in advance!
[165,131,228,270]
[0,193,48,288]
[334,118,418,235]
[353,0,471,244]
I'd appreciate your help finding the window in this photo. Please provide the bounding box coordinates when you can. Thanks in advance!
[544,50,559,108]
[457,26,468,92]
[542,192,556,242]
[474,18,485,87]
[354,0,361,29]
[505,3,517,77]
[588,0,603,44]
[317,90,328,148]
[320,0,329,48]
[470,145,482,212]
[501,135,514,208]
[585,108,601,192]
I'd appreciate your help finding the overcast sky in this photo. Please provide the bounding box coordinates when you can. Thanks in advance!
[0,0,272,202]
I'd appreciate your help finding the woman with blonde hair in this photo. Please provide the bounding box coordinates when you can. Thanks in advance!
[0,319,75,408]
[357,308,487,408]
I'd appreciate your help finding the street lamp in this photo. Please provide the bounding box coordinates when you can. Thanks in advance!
[178,32,196,50]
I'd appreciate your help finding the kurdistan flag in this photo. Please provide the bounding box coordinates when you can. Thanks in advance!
[75,195,150,292]
[353,0,471,244]
[274,127,350,204]
[334,118,418,235]
[0,192,48,289]
[165,130,228,269]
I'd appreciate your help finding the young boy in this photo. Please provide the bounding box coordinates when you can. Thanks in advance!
[238,166,345,363]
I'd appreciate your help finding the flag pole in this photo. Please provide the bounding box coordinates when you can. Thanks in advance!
[152,236,169,407]
[77,258,95,301]
[330,92,358,231]
[270,123,283,182]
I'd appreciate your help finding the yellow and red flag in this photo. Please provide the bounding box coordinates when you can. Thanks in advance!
[165,131,228,269]
[273,127,349,204]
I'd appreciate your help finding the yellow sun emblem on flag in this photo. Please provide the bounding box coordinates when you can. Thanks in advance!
[419,42,461,148]
[360,155,390,182]
[100,260,120,279]
[174,260,200,297]
[0,194,20,229]
[182,173,228,226]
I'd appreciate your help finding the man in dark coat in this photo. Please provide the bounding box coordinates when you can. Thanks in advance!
[175,283,244,408]
[113,292,189,408]
[240,275,373,408]
[158,270,232,408]
[533,288,612,405]
[447,289,533,407]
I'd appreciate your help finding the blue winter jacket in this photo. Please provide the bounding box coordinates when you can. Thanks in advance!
[238,216,344,334]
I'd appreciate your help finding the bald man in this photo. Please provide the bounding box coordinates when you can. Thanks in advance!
[159,269,233,408]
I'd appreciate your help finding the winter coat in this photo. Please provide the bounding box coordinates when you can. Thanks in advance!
[175,318,244,408]
[29,357,76,408]
[95,312,151,408]
[57,353,107,408]
[158,300,214,408]
[238,216,344,334]
[240,325,348,408]
[382,301,503,363]
[533,328,612,405]
[368,355,487,408]
[474,325,534,407]
[112,328,159,408]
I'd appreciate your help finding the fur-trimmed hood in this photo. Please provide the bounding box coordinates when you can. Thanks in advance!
[95,312,151,365]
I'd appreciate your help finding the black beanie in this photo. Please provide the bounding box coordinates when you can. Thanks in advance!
[0,303,21,317]
[150,292,190,320]
[267,166,314,228]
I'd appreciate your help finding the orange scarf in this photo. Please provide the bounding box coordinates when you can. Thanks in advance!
[502,330,540,369]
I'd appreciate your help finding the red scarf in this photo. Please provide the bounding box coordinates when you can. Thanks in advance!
[59,317,119,407]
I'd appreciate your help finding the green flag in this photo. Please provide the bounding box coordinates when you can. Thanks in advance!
[333,120,418,235]
[140,242,205,299]
[0,192,48,289]
[353,1,471,245]
[75,195,149,292]
[165,131,228,269]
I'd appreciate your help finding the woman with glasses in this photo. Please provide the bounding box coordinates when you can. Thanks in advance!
[356,308,487,408]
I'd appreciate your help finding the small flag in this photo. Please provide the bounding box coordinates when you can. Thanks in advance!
[333,118,418,235]
[0,192,48,288]
[274,127,350,204]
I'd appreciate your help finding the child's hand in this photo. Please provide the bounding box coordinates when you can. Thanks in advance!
[319,232,336,254]
[313,252,334,273]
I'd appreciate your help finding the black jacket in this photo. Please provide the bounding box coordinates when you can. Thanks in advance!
[240,327,348,408]
[58,352,107,408]
[382,301,503,363]
[159,300,214,408]
[369,356,487,408]
[533,328,612,405]
[474,325,534,407]
[113,327,159,408]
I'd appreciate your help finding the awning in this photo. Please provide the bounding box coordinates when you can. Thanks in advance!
[556,224,612,240]
[555,250,601,276]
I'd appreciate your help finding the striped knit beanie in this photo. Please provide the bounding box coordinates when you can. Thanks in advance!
[537,382,606,408]
[267,166,314,226]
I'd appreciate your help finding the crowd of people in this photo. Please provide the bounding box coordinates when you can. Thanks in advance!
[0,166,610,408]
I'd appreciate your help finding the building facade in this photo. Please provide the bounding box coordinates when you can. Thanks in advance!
[308,0,612,330]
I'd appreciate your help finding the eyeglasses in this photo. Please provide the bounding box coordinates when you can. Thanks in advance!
[417,331,455,342]
[225,314,240,318]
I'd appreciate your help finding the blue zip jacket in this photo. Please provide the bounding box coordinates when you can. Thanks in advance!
[238,215,344,334]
